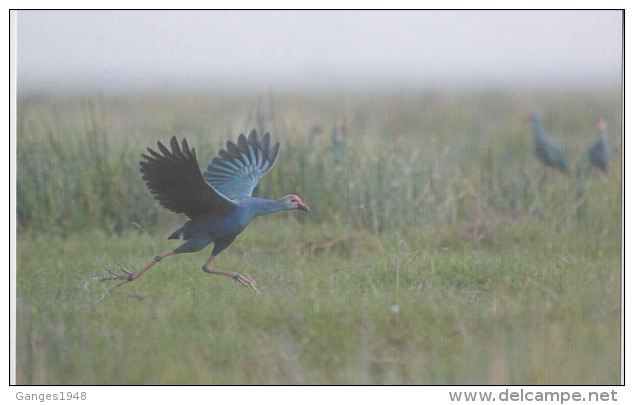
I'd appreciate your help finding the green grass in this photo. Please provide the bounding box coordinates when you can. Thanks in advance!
[15,88,621,384]
[16,218,620,384]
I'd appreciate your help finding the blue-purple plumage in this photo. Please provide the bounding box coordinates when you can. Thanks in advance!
[589,120,611,173]
[102,130,308,294]
[204,131,280,199]
[526,113,569,174]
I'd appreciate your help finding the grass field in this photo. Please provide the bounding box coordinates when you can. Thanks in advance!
[15,86,622,384]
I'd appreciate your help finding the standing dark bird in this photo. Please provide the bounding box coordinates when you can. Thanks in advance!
[525,112,569,174]
[101,131,309,294]
[589,119,611,173]
[307,124,324,148]
[331,122,347,165]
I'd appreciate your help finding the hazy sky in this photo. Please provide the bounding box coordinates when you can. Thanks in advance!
[16,10,623,91]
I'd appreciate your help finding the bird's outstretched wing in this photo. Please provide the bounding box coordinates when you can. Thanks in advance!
[140,137,237,218]
[203,130,280,199]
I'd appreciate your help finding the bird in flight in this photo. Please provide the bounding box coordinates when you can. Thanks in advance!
[101,130,309,295]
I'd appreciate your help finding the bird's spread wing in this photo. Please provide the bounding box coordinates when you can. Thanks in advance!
[140,137,237,218]
[203,130,280,199]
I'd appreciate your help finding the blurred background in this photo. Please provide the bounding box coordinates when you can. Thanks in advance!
[14,10,622,385]
[16,9,622,235]
[18,10,622,91]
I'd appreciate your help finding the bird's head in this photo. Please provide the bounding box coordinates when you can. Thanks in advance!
[597,119,607,131]
[283,194,310,212]
[311,124,324,134]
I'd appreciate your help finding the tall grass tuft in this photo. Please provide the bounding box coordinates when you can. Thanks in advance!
[16,89,621,240]
[17,96,164,236]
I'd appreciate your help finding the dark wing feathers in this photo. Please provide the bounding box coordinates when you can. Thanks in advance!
[140,136,237,219]
[265,141,280,170]
[203,130,280,199]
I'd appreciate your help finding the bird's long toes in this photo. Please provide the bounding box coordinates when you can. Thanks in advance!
[103,266,119,277]
[101,265,134,281]
[246,280,261,295]
[232,273,261,294]
[99,270,121,281]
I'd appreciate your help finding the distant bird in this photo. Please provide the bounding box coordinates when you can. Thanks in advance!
[332,122,347,164]
[102,131,309,294]
[307,124,324,147]
[589,119,611,173]
[525,112,569,174]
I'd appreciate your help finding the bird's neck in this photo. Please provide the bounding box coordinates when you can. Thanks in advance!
[600,129,609,144]
[532,119,546,139]
[238,197,289,219]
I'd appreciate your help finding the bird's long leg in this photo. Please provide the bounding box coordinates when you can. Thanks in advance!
[202,254,260,294]
[100,251,175,295]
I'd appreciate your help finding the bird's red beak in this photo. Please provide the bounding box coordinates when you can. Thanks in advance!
[290,195,310,212]
[298,200,310,212]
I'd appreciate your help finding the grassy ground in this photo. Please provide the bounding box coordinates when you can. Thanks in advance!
[15,87,621,384]
[16,217,621,384]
